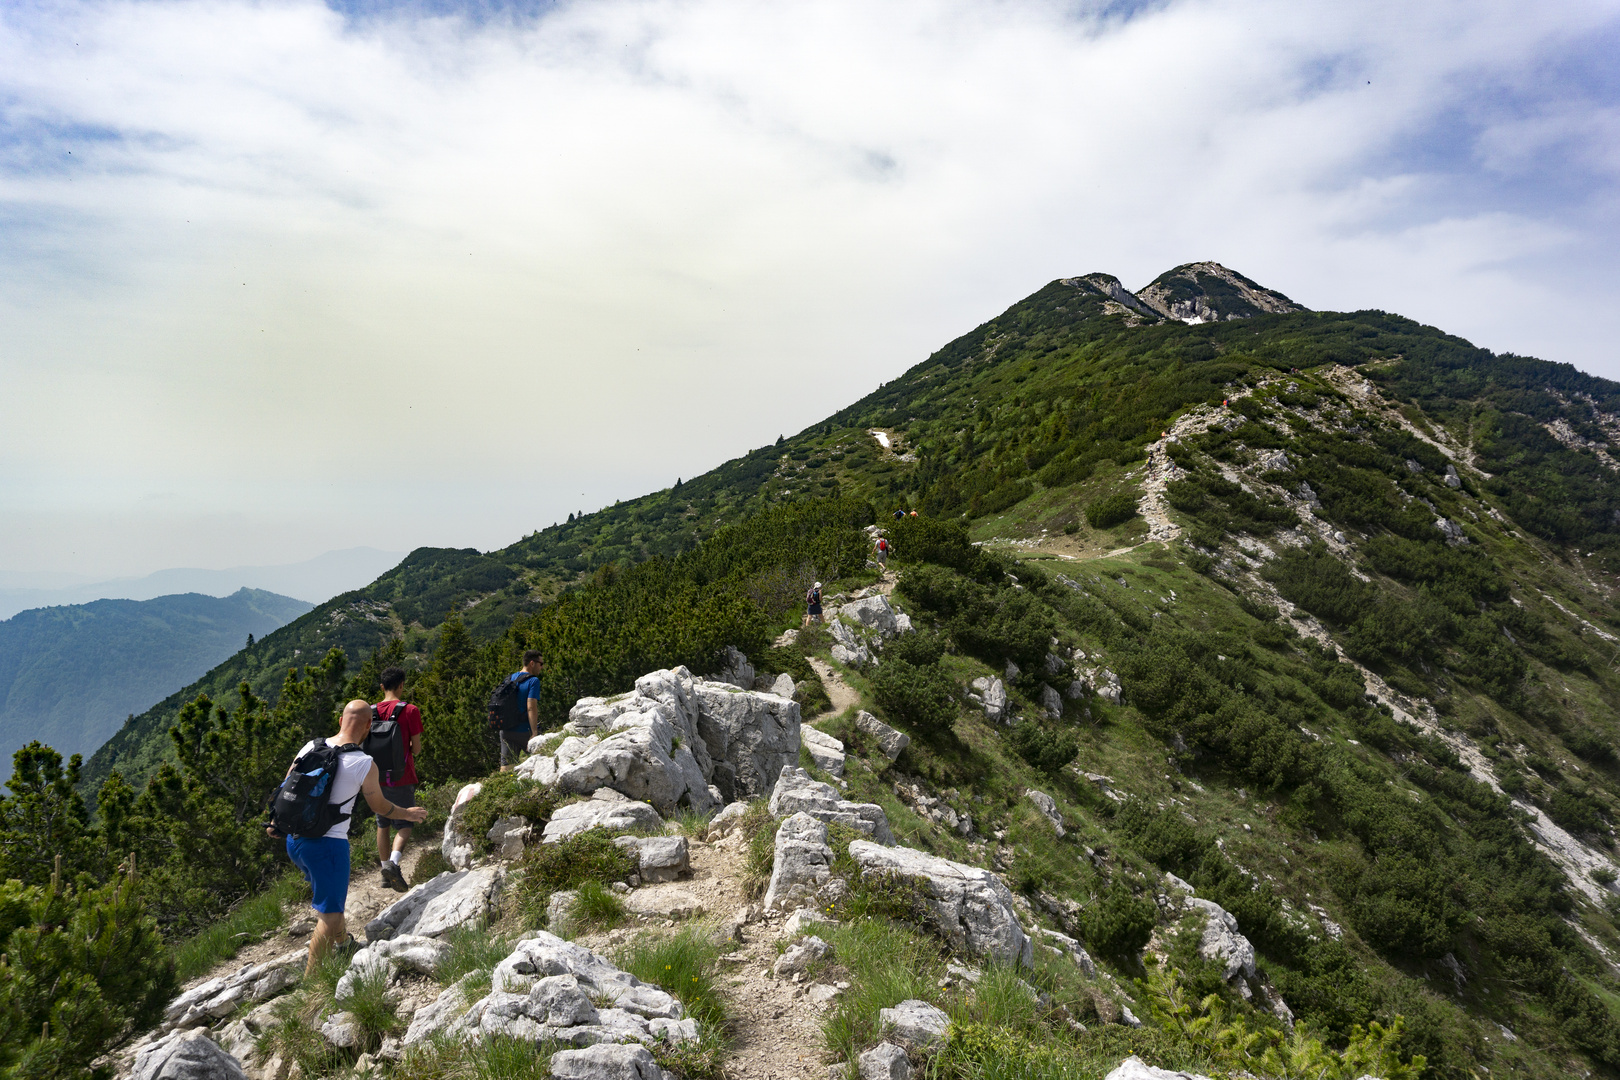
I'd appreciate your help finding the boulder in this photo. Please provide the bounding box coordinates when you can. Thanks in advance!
[1104,1056,1216,1080]
[764,812,833,912]
[772,934,831,977]
[847,841,1032,967]
[1036,928,1095,976]
[131,1030,250,1080]
[1024,790,1064,837]
[549,1043,670,1080]
[839,594,901,635]
[320,1010,363,1049]
[1039,684,1064,720]
[486,932,685,1030]
[1186,898,1255,982]
[770,672,797,699]
[336,934,451,1001]
[528,704,715,816]
[783,906,834,937]
[969,678,1007,723]
[365,867,504,942]
[543,795,664,843]
[488,815,532,860]
[854,711,910,762]
[161,950,304,1029]
[801,725,847,777]
[441,781,484,871]
[1444,464,1462,488]
[712,645,756,690]
[829,619,872,667]
[878,999,949,1049]
[1064,678,1087,701]
[859,1042,911,1080]
[613,835,690,882]
[1093,670,1122,705]
[769,767,895,845]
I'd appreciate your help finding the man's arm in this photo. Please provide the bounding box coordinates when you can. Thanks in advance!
[527,698,540,738]
[360,762,427,823]
[410,733,423,756]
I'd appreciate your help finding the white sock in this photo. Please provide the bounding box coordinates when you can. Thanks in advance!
[390,850,402,865]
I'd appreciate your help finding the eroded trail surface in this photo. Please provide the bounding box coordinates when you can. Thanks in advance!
[807,657,860,721]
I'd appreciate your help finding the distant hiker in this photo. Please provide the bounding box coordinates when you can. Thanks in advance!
[909,510,918,518]
[875,536,890,566]
[270,699,427,975]
[805,582,823,625]
[372,667,423,893]
[892,509,904,520]
[492,651,544,771]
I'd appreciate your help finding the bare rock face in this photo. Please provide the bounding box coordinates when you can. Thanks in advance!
[402,973,480,1046]
[769,766,895,845]
[441,781,484,871]
[968,677,1008,723]
[764,812,834,912]
[335,934,451,1001]
[365,867,505,942]
[161,950,304,1030]
[687,676,801,803]
[131,1030,250,1080]
[1039,684,1064,720]
[711,645,755,690]
[847,840,1033,967]
[839,594,902,635]
[1104,1055,1217,1080]
[550,1042,673,1080]
[1024,790,1064,837]
[878,999,949,1049]
[859,1042,912,1080]
[1133,262,1305,324]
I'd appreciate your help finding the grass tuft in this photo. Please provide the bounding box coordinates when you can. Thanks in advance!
[510,827,636,928]
[171,871,305,983]
[615,924,729,1080]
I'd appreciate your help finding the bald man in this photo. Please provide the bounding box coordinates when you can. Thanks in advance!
[277,699,428,974]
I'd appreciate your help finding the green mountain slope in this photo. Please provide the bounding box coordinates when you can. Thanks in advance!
[44,261,1620,1078]
[0,588,311,762]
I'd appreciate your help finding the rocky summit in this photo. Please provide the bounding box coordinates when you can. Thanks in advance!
[19,263,1620,1080]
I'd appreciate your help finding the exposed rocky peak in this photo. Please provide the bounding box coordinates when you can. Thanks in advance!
[1134,261,1305,324]
[1060,273,1160,323]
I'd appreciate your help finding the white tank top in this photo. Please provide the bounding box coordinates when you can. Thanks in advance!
[296,740,376,840]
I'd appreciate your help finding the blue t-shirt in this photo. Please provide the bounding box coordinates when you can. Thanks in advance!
[504,671,542,731]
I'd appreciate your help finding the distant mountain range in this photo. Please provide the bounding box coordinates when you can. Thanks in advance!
[0,588,313,763]
[0,547,405,621]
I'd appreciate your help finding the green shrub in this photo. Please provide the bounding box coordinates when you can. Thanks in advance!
[869,658,958,734]
[1080,880,1156,960]
[1007,722,1080,777]
[1086,492,1140,529]
[510,828,636,928]
[455,773,562,857]
[884,628,946,667]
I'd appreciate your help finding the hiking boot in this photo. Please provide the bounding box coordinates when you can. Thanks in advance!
[335,933,361,959]
[380,861,408,893]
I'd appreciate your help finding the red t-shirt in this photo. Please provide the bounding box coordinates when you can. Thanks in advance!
[377,699,423,787]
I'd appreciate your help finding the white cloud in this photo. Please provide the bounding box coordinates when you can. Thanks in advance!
[0,0,1617,576]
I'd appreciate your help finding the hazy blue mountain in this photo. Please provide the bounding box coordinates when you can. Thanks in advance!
[0,588,313,762]
[0,547,404,620]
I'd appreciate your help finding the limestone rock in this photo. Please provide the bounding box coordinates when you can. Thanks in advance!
[770,672,797,699]
[336,934,452,1000]
[1036,928,1095,976]
[764,812,833,912]
[769,767,894,845]
[1065,677,1088,701]
[839,594,901,635]
[783,906,834,936]
[1444,464,1462,488]
[1093,670,1123,705]
[969,678,1007,723]
[854,711,910,762]
[690,678,801,803]
[132,1030,250,1080]
[441,781,484,871]
[801,725,847,777]
[403,974,479,1046]
[1039,684,1064,720]
[624,888,705,920]
[161,950,304,1029]
[320,1011,362,1049]
[879,998,949,1048]
[543,796,664,843]
[847,841,1032,966]
[706,800,750,840]
[1104,1056,1216,1080]
[485,932,685,1035]
[549,1042,670,1080]
[214,1019,257,1065]
[365,867,504,942]
[1186,898,1256,982]
[859,1041,912,1080]
[487,815,532,861]
[712,645,756,690]
[614,835,691,883]
[1024,790,1064,837]
[772,934,831,977]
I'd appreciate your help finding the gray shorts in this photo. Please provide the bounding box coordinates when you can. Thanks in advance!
[378,784,416,831]
[500,729,530,765]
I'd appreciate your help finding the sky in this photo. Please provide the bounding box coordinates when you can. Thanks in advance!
[2,0,1618,580]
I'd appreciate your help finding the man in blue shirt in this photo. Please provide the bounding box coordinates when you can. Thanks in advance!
[500,650,545,771]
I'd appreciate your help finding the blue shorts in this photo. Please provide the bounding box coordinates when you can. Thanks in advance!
[287,836,351,914]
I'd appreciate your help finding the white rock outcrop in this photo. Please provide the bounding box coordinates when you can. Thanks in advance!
[764,812,834,912]
[801,724,847,777]
[613,835,691,882]
[847,840,1033,966]
[769,766,895,845]
[854,710,910,762]
[161,950,304,1029]
[131,1030,250,1080]
[878,999,950,1048]
[335,934,451,1001]
[1186,898,1256,982]
[969,677,1008,723]
[441,781,484,871]
[543,792,665,843]
[365,867,505,942]
[1104,1056,1216,1080]
[1024,790,1064,837]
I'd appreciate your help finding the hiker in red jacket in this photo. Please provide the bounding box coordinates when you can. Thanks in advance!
[374,667,424,893]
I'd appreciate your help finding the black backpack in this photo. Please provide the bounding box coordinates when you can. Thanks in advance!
[486,673,534,731]
[365,703,410,787]
[269,739,365,838]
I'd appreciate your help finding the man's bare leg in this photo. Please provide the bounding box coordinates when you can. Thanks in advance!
[307,911,347,978]
[391,826,412,859]
[376,825,391,864]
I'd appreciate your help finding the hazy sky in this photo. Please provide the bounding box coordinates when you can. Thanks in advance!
[3,0,1618,579]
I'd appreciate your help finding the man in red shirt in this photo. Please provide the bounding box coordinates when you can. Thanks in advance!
[375,666,424,892]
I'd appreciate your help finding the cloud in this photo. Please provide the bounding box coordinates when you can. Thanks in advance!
[0,0,1617,576]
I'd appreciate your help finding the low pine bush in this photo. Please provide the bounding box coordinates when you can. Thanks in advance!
[1086,492,1139,530]
[1080,880,1156,960]
[869,658,958,734]
[1007,722,1080,778]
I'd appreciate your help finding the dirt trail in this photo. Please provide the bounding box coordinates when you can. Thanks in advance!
[806,658,860,722]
